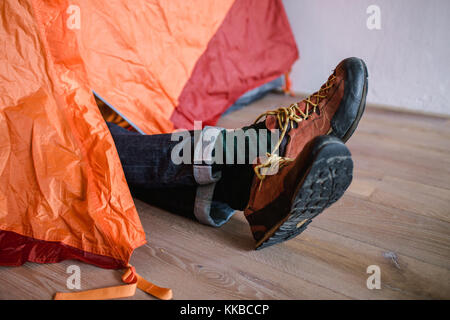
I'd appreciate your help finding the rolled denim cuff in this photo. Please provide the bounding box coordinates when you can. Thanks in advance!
[192,126,235,227]
[194,183,235,227]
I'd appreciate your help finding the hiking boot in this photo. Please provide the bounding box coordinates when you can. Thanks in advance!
[255,57,368,158]
[244,135,353,249]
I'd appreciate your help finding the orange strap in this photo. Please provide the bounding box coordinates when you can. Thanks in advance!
[54,265,173,300]
[282,71,295,97]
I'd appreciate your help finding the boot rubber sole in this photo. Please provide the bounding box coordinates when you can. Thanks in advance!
[255,139,353,250]
[331,58,368,143]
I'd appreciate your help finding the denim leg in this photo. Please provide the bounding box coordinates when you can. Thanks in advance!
[107,122,235,227]
[107,122,197,188]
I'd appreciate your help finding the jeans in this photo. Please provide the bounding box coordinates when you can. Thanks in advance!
[107,122,236,227]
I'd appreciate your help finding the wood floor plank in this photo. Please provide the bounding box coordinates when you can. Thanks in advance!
[314,195,450,269]
[133,199,450,299]
[0,261,123,300]
[131,201,349,300]
[348,139,450,191]
[369,176,450,222]
[355,116,450,154]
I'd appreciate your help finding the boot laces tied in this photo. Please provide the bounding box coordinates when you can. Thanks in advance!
[253,74,336,184]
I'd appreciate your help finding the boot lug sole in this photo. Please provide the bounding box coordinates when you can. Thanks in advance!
[255,141,353,250]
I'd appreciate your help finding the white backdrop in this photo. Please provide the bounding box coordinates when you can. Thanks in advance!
[283,0,450,115]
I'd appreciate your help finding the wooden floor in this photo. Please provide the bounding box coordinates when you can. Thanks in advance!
[1,93,449,300]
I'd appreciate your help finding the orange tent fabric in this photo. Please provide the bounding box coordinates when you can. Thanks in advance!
[0,0,298,290]
[74,0,235,134]
[73,0,298,134]
[0,0,145,268]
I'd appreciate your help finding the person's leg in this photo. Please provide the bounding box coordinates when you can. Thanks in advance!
[131,185,237,227]
[115,124,355,250]
[107,122,200,188]
[108,57,368,248]
[107,122,222,225]
[107,122,270,227]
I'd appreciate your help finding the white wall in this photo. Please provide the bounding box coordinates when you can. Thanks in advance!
[282,0,450,115]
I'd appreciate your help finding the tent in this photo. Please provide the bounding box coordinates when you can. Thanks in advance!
[0,0,298,299]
